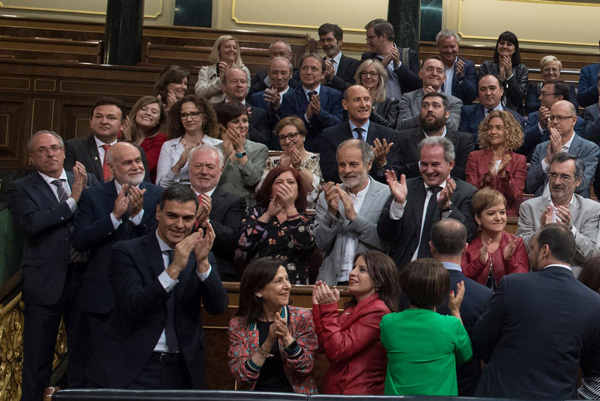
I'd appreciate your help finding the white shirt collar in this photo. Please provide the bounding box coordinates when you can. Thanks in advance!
[155,229,173,252]
[543,263,572,272]
[94,135,118,147]
[38,169,67,185]
[562,132,575,150]
[330,52,342,64]
[303,85,321,98]
[424,127,447,138]
[192,186,216,198]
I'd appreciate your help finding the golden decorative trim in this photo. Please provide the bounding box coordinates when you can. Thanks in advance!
[0,1,164,19]
[0,293,24,401]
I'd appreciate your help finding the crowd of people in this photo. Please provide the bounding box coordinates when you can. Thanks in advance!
[8,16,600,401]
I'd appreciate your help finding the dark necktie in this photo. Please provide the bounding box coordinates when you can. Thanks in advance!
[353,127,365,140]
[417,186,442,258]
[308,91,317,101]
[101,144,111,181]
[165,250,180,353]
[51,179,84,263]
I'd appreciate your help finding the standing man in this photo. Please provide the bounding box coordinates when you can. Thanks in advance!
[314,139,391,285]
[378,136,477,269]
[188,145,246,282]
[320,85,400,184]
[88,184,228,389]
[248,40,299,98]
[397,56,463,131]
[473,224,600,399]
[7,130,96,401]
[577,40,600,108]
[436,29,477,105]
[65,97,150,182]
[72,142,164,365]
[362,18,421,97]
[318,23,360,93]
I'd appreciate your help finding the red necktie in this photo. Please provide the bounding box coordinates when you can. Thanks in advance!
[101,144,111,181]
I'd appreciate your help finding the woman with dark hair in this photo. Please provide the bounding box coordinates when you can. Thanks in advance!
[478,31,529,114]
[156,94,221,187]
[122,96,168,183]
[228,257,318,393]
[578,256,600,399]
[239,166,315,284]
[260,117,322,208]
[154,65,191,112]
[215,102,268,205]
[380,258,471,396]
[354,59,399,128]
[466,110,526,216]
[312,250,400,394]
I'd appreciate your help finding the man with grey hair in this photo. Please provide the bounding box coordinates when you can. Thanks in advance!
[378,136,477,268]
[189,144,246,281]
[436,29,477,105]
[314,139,391,285]
[517,152,600,276]
[248,40,300,97]
[250,57,294,111]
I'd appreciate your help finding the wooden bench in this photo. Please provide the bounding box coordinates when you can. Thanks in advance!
[0,36,102,64]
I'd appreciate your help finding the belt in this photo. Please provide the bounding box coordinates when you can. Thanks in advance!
[150,352,183,363]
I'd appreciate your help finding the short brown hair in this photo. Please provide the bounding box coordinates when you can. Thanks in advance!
[472,188,507,217]
[275,116,307,137]
[400,258,449,309]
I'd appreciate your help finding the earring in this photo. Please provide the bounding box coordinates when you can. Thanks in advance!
[256,293,262,298]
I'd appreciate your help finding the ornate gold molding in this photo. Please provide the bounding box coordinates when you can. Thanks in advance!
[0,1,164,19]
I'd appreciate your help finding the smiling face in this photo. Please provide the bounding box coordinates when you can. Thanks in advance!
[478,75,504,109]
[219,39,238,64]
[476,202,507,235]
[419,58,446,90]
[189,149,223,193]
[542,61,561,81]
[166,78,188,100]
[486,117,506,147]
[343,85,372,126]
[29,133,65,178]
[419,144,453,187]
[226,112,249,137]
[271,170,298,200]
[135,102,161,132]
[320,32,342,59]
[539,83,560,109]
[258,266,291,310]
[277,124,305,153]
[155,199,197,249]
[497,40,515,57]
[268,58,291,92]
[180,102,204,134]
[548,159,580,204]
[337,144,371,193]
[348,256,376,302]
[300,56,324,90]
[359,64,380,90]
[90,104,123,143]
[108,143,145,186]
[437,35,459,66]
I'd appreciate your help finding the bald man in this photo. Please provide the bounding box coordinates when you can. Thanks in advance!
[73,142,164,371]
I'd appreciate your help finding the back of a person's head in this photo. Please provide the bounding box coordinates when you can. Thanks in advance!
[536,224,576,265]
[400,258,449,309]
[431,219,467,257]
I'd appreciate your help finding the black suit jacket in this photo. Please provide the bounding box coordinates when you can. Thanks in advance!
[212,102,272,147]
[64,135,151,183]
[6,171,97,306]
[247,67,301,99]
[72,180,164,314]
[320,121,400,184]
[473,266,600,399]
[396,127,475,180]
[208,187,246,282]
[324,54,360,93]
[88,233,228,388]
[361,49,421,93]
[377,177,477,269]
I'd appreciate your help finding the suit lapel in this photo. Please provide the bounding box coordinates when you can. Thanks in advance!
[141,234,166,279]
[366,123,377,143]
[296,87,309,111]
[410,179,427,229]
[31,173,59,205]
[86,135,104,179]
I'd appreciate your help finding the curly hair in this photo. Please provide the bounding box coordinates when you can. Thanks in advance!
[255,166,307,212]
[477,110,524,152]
[168,95,219,140]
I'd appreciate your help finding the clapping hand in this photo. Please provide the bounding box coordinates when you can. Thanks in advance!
[312,280,340,305]
[385,170,407,204]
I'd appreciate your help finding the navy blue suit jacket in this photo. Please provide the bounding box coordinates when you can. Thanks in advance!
[72,180,164,314]
[578,63,600,108]
[459,103,524,140]
[442,57,477,105]
[473,266,600,399]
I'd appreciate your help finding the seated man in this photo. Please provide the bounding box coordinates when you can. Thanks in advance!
[318,23,360,93]
[314,139,391,285]
[459,74,524,141]
[248,40,299,98]
[396,92,474,180]
[361,18,421,97]
[277,53,344,152]
[577,41,600,108]
[436,29,477,105]
[397,56,463,131]
[526,100,599,198]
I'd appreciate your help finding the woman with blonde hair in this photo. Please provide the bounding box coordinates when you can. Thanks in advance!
[525,55,578,113]
[195,35,251,103]
[354,59,399,128]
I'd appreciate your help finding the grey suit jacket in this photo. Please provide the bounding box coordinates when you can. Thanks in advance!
[516,194,600,265]
[526,134,600,197]
[396,89,463,131]
[314,178,391,284]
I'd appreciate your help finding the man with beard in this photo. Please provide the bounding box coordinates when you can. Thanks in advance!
[396,92,474,180]
[73,142,164,368]
[320,85,400,183]
[318,23,360,93]
[313,139,392,285]
[517,152,600,277]
[397,56,463,131]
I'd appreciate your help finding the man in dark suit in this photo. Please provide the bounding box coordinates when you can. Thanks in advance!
[378,136,477,269]
[436,29,477,105]
[430,219,492,396]
[320,85,400,184]
[473,224,600,399]
[277,53,344,152]
[396,92,474,180]
[318,23,360,93]
[72,142,164,367]
[577,42,600,108]
[188,144,246,281]
[88,184,228,389]
[7,130,97,401]
[64,96,151,183]
[459,74,524,140]
[247,40,300,99]
[361,18,421,97]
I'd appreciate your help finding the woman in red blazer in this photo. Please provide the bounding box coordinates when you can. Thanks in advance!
[312,250,401,394]
[466,110,527,216]
[462,188,529,289]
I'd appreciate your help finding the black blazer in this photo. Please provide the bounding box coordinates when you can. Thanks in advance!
[473,266,600,399]
[88,233,228,389]
[320,121,401,184]
[371,97,400,129]
[64,135,151,183]
[247,67,301,99]
[212,102,272,147]
[361,48,422,93]
[377,177,477,269]
[324,54,360,93]
[395,127,475,180]
[6,171,97,306]
[72,180,164,314]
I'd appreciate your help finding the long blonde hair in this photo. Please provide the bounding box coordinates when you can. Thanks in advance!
[209,35,244,67]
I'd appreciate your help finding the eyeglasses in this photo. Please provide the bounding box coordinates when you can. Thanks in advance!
[539,92,558,98]
[180,111,202,120]
[547,172,575,181]
[548,115,575,122]
[360,71,380,77]
[278,132,300,142]
[33,145,63,156]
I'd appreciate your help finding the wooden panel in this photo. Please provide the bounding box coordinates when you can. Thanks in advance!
[0,98,29,168]
[31,98,55,134]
